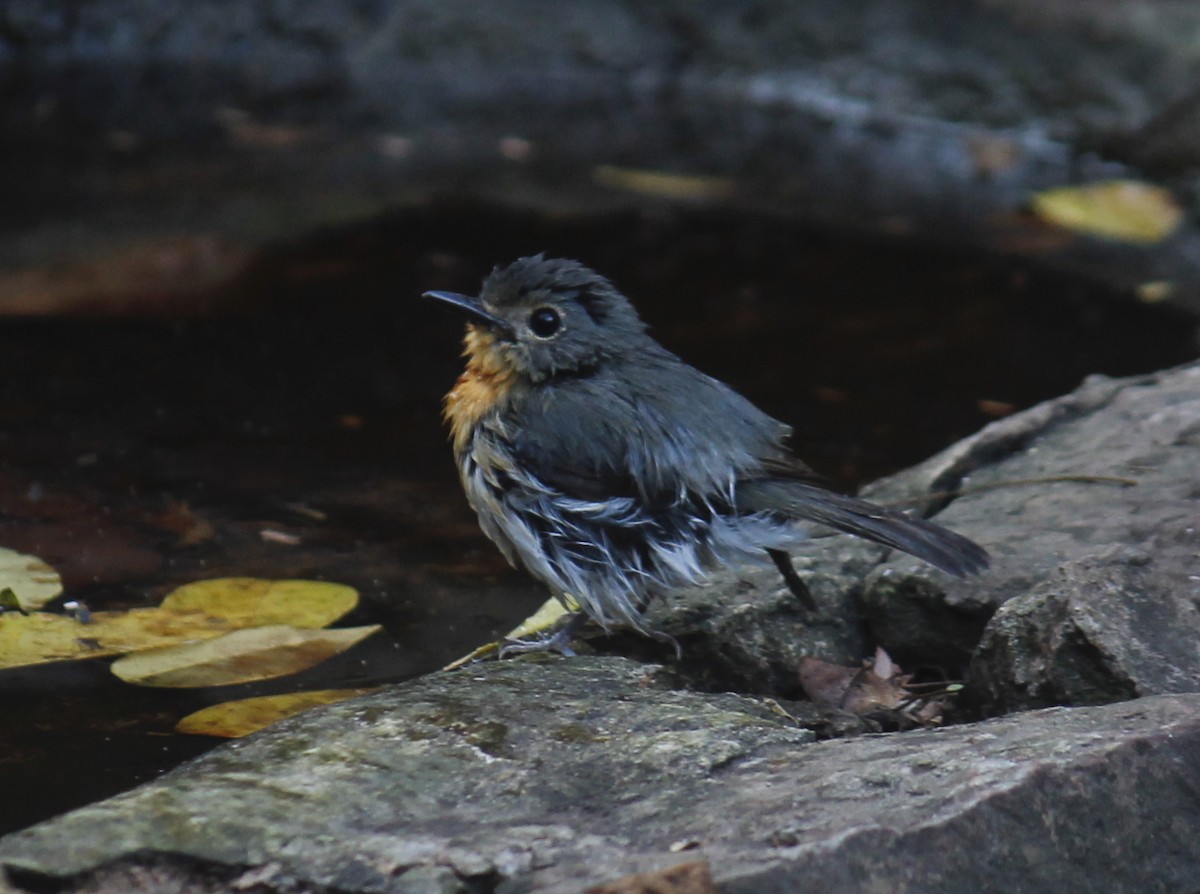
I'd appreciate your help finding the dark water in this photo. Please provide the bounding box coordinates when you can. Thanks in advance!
[0,201,1195,835]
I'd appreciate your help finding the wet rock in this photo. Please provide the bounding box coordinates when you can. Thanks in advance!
[2,658,1199,893]
[970,549,1200,713]
[857,361,1200,682]
[572,362,1200,705]
[632,556,874,699]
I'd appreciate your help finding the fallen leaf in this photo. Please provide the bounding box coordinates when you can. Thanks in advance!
[1135,280,1173,303]
[176,688,378,737]
[0,546,62,610]
[214,107,321,149]
[110,624,381,687]
[160,578,358,629]
[442,596,574,670]
[1029,180,1183,244]
[592,165,736,201]
[152,501,216,546]
[966,132,1022,177]
[976,398,1016,418]
[796,656,860,708]
[799,648,953,728]
[0,608,227,669]
[0,577,360,670]
[0,587,28,614]
[506,596,573,640]
[586,860,714,894]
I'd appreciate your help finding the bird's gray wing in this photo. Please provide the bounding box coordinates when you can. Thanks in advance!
[507,352,792,506]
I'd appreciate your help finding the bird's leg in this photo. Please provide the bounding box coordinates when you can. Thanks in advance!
[498,611,590,658]
[767,548,818,611]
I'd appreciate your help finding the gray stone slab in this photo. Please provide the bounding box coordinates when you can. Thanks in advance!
[1,659,1197,893]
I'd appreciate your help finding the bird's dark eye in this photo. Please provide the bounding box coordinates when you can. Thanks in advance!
[528,306,562,338]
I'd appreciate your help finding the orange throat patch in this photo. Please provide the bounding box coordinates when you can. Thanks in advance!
[443,324,518,456]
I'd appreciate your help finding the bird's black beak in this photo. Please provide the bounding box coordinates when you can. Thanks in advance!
[423,291,514,338]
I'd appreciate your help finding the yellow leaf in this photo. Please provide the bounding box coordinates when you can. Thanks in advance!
[159,578,358,629]
[0,607,228,669]
[1135,280,1173,303]
[110,624,381,687]
[442,596,574,670]
[592,165,736,201]
[0,577,361,671]
[505,596,573,639]
[175,688,378,737]
[1030,180,1183,244]
[0,547,62,611]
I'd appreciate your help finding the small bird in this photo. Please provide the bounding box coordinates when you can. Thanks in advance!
[426,255,987,649]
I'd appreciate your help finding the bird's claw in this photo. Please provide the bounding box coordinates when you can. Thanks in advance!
[497,611,587,658]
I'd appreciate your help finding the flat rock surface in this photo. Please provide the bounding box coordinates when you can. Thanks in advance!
[948,362,1200,709]
[2,658,1199,894]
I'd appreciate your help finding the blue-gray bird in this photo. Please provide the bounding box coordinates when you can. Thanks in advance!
[426,255,988,647]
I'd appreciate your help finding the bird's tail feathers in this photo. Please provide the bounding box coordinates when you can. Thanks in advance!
[739,480,989,577]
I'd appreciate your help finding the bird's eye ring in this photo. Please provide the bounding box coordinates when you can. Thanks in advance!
[528,306,562,339]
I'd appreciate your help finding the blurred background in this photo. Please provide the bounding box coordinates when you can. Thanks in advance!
[2,0,1200,833]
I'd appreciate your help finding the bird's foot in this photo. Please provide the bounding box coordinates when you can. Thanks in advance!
[498,611,588,659]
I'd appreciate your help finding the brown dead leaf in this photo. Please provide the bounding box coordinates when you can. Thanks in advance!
[976,398,1016,418]
[799,648,953,728]
[966,132,1022,177]
[796,656,860,709]
[586,860,714,894]
[152,501,216,547]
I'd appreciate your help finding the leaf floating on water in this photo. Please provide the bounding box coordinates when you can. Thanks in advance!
[0,547,63,611]
[111,624,382,688]
[175,687,378,737]
[0,578,362,671]
[1029,180,1183,244]
[592,165,736,201]
[159,578,358,630]
[0,587,28,615]
[152,500,216,546]
[0,608,225,669]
